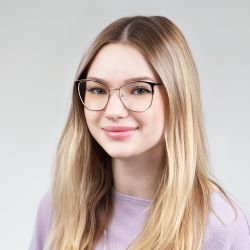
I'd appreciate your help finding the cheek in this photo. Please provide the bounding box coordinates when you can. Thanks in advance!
[84,110,100,134]
[151,92,166,125]
[146,96,166,139]
[151,110,165,137]
[138,106,166,141]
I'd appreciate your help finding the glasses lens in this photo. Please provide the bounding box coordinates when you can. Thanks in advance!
[78,80,109,110]
[120,82,153,112]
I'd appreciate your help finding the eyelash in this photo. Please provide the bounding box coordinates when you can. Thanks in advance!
[87,87,152,95]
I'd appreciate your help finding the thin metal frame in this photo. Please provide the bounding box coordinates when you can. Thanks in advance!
[75,79,163,112]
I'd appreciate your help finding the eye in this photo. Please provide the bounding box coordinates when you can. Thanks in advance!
[133,87,152,95]
[87,87,107,95]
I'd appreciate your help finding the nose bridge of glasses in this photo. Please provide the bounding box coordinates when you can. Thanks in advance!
[109,86,120,93]
[105,86,127,111]
[108,86,125,97]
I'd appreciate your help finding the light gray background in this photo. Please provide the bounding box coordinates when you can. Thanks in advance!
[0,0,249,249]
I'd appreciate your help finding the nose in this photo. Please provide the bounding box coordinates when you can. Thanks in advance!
[104,89,128,120]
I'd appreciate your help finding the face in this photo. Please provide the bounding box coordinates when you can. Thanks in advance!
[84,43,168,160]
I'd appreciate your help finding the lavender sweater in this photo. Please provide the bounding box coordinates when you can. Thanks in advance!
[29,190,250,250]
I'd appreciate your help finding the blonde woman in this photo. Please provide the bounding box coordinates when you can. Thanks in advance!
[29,16,250,250]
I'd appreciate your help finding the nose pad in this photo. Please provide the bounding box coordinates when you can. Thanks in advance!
[107,89,125,107]
[104,89,128,119]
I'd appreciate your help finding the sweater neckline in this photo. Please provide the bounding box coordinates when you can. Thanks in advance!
[114,189,152,207]
[113,188,220,206]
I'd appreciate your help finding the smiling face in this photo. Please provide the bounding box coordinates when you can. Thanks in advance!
[84,43,168,159]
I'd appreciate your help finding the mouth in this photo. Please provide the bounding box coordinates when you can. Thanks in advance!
[102,126,139,139]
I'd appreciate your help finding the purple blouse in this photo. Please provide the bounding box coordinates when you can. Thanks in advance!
[29,189,250,250]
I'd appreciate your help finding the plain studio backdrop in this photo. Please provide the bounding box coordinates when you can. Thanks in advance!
[0,0,249,249]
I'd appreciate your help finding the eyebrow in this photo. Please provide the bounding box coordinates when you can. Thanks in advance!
[86,76,157,85]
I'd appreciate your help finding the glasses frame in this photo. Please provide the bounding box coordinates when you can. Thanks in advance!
[75,79,163,112]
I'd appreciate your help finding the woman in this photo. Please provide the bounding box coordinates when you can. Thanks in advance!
[29,15,250,250]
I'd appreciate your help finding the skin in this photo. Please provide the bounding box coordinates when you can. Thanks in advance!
[84,43,218,199]
[84,43,167,200]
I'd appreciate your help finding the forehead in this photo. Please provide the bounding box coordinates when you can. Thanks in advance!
[86,43,159,84]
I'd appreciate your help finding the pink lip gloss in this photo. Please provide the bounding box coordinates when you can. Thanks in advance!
[103,129,138,139]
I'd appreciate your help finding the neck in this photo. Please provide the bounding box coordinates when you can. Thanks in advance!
[111,143,166,200]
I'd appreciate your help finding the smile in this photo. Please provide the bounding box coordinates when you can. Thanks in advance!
[102,127,138,139]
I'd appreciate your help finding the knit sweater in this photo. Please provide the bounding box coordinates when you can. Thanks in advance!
[29,189,250,250]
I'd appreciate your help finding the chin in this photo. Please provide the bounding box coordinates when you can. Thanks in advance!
[104,148,136,159]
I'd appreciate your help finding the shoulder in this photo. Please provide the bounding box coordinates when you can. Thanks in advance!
[203,191,250,250]
[29,190,52,250]
[34,190,52,229]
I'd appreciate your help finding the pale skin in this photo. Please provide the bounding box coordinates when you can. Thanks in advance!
[84,43,219,200]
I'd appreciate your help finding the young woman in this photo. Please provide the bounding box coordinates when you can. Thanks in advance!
[29,15,250,250]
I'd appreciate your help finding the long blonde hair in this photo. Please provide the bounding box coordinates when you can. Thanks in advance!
[45,15,237,250]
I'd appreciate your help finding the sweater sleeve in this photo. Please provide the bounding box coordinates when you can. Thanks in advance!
[28,190,52,250]
[203,192,250,250]
[229,197,250,250]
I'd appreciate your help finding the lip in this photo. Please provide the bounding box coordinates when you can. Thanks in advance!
[102,126,138,132]
[102,126,139,139]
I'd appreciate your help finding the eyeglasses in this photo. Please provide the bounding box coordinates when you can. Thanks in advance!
[75,79,163,112]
